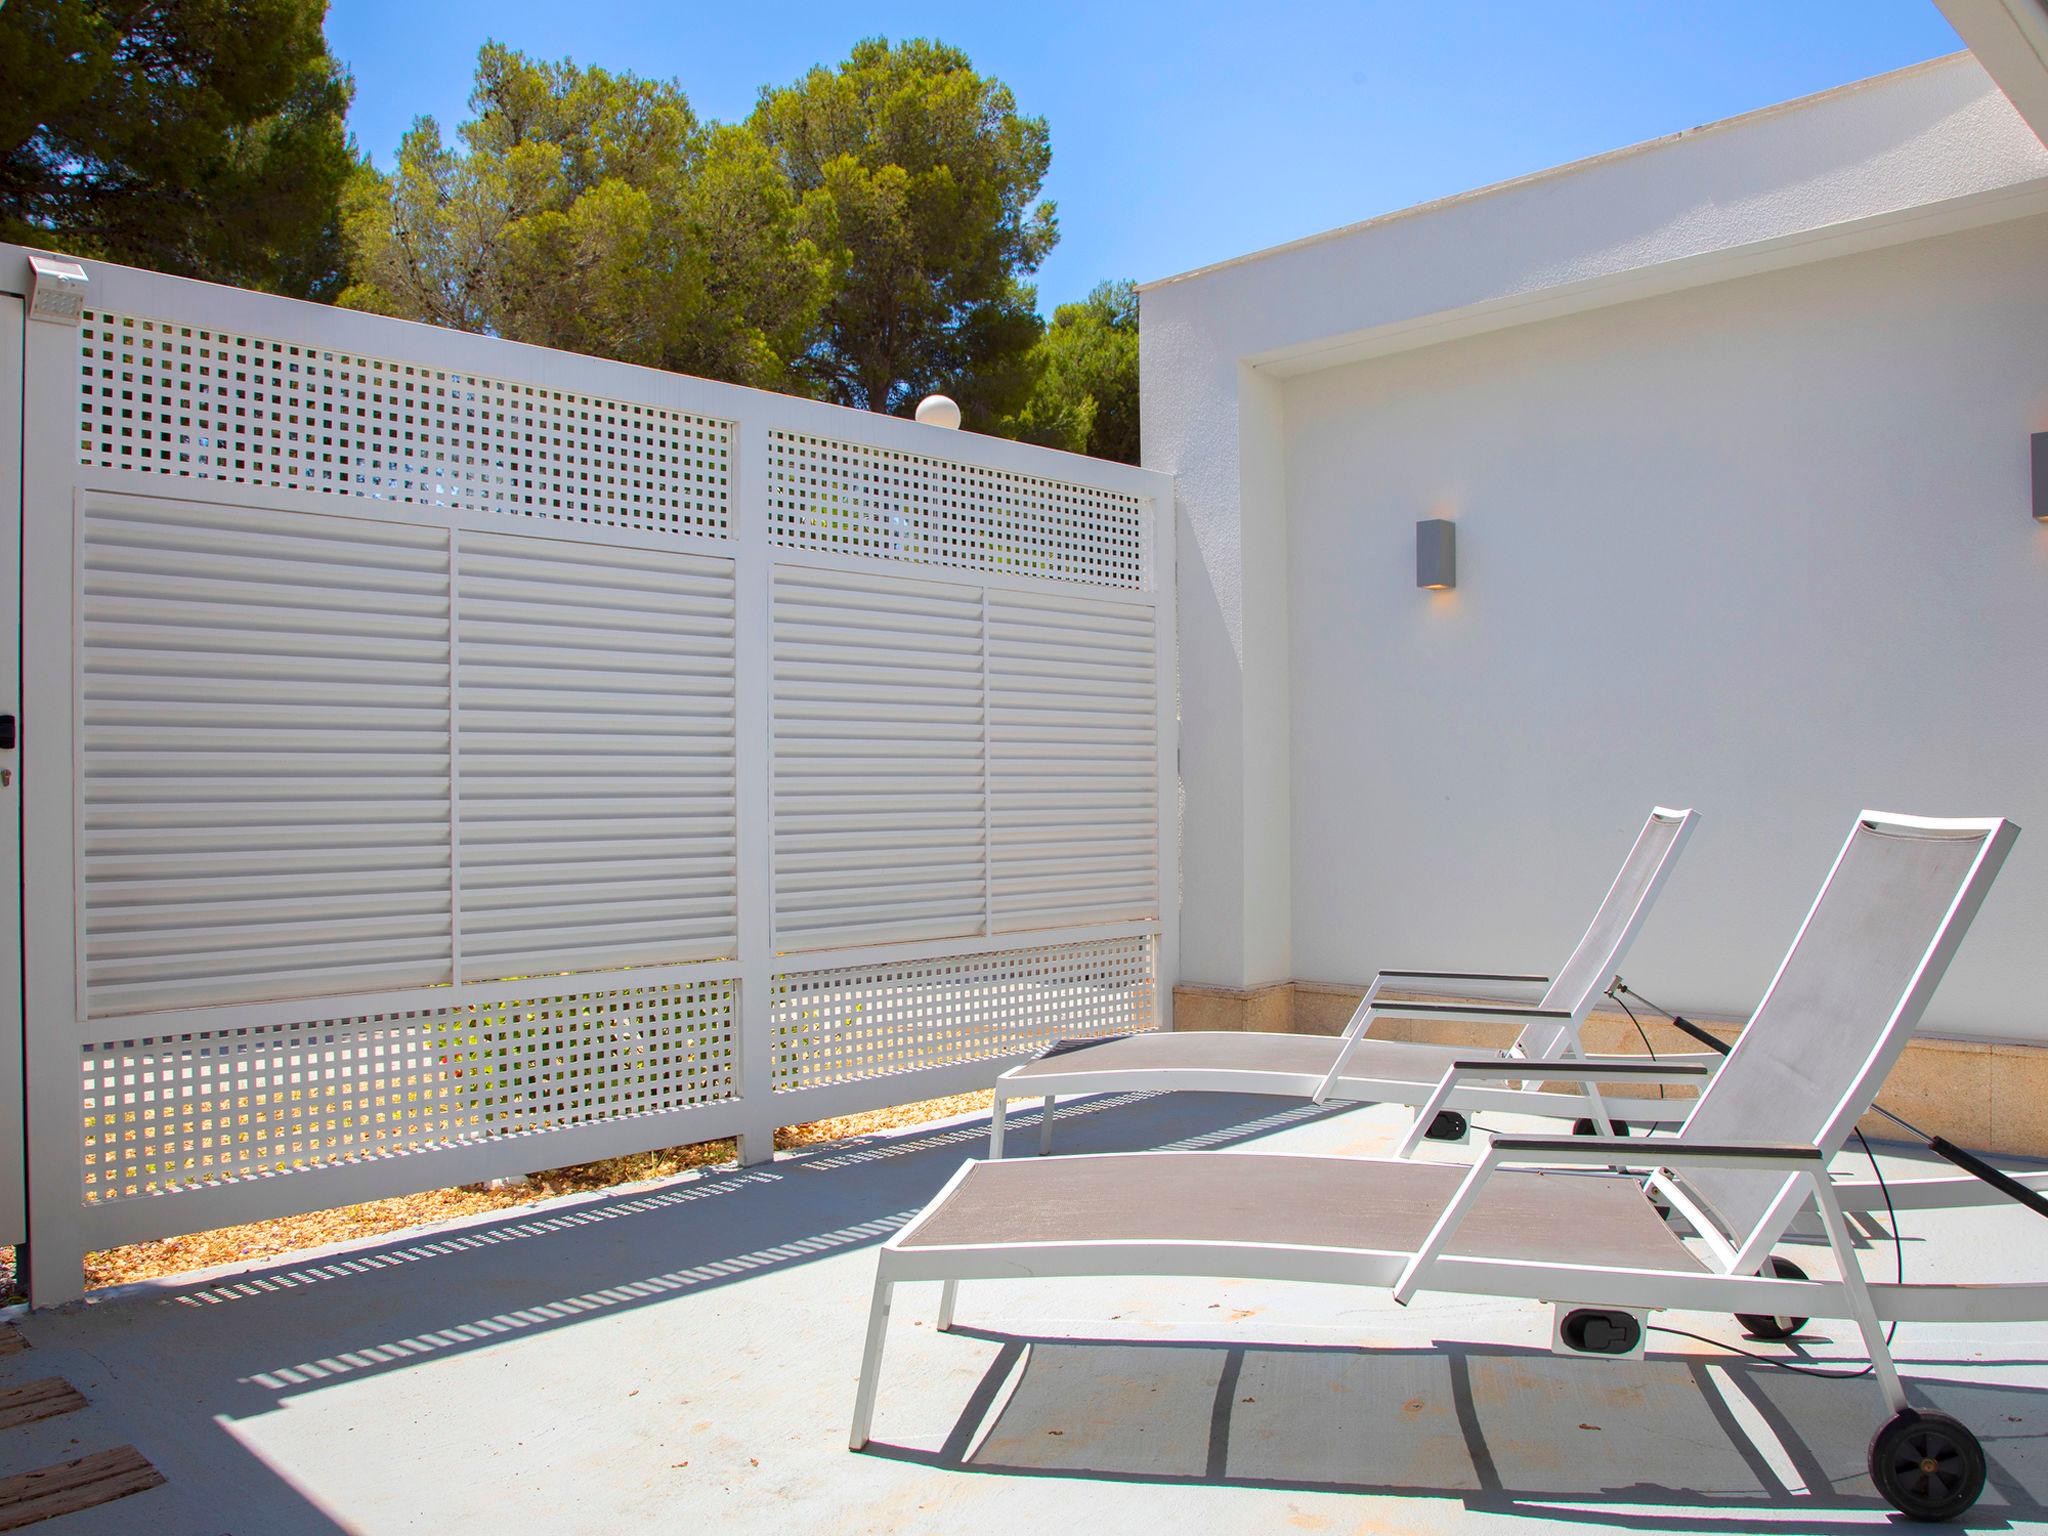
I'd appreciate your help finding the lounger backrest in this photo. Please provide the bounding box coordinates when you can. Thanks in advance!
[1674,813,2017,1264]
[1519,807,1698,1057]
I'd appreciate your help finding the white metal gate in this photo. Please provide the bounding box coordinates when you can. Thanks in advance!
[6,247,1176,1304]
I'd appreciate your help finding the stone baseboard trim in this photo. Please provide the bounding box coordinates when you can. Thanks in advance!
[1172,980,2048,1159]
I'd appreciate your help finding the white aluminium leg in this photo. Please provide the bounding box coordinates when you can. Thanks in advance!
[990,1091,1009,1159]
[1806,1169,1908,1414]
[850,1273,896,1450]
[1582,1079,1621,1136]
[938,1278,959,1332]
[1038,1095,1056,1156]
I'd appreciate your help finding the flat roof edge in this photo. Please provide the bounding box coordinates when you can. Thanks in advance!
[1137,52,1974,295]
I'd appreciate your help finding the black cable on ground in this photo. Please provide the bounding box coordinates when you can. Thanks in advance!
[1647,1323,1888,1379]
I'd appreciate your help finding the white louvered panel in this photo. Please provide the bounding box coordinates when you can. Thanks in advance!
[456,532,737,978]
[988,589,1160,931]
[80,495,453,1014]
[772,566,987,949]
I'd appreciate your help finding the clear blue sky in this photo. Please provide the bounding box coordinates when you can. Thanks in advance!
[327,0,1964,313]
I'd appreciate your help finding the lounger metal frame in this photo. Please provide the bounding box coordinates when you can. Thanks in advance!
[991,807,1703,1156]
[851,813,2043,1521]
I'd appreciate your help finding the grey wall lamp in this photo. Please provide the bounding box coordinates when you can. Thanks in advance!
[2034,433,2047,522]
[1416,518,1456,589]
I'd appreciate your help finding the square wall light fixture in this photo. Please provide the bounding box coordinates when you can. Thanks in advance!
[1416,518,1456,589]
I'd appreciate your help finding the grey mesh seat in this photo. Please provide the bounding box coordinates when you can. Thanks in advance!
[994,807,1699,1156]
[853,813,2038,1523]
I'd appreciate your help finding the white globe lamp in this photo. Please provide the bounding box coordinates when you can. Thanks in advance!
[915,393,962,430]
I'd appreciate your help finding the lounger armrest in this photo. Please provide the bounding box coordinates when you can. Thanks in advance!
[1369,1001,1573,1027]
[1375,969,1550,986]
[1391,1054,1704,1158]
[1494,1136,1819,1159]
[1394,1136,1822,1305]
[1444,1057,1709,1081]
[1490,1137,1823,1171]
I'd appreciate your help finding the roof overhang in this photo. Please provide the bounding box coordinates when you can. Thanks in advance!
[1140,55,2048,381]
[1936,0,2048,142]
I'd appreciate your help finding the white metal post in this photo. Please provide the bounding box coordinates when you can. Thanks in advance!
[731,412,778,1166]
[0,293,25,1249]
[18,270,85,1302]
[1152,488,1179,1033]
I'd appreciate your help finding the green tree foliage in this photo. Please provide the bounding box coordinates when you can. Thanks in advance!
[997,280,1139,463]
[0,0,355,298]
[751,37,1057,417]
[341,44,835,390]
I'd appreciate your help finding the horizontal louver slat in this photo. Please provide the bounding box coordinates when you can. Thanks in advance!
[772,566,987,949]
[988,589,1160,933]
[80,497,455,1014]
[454,532,738,977]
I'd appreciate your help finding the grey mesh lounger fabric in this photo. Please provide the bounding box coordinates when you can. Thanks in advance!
[994,807,1699,1153]
[853,812,2024,1526]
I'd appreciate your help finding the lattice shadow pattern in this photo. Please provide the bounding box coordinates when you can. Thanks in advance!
[82,978,737,1201]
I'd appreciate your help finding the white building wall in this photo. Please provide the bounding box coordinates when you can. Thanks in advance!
[1142,53,2048,999]
[1281,211,2048,1040]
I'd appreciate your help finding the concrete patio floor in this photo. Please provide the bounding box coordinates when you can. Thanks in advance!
[7,1090,2048,1535]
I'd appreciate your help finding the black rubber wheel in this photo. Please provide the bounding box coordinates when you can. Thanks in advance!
[1736,1254,1809,1340]
[1869,1409,1986,1522]
[1571,1116,1630,1138]
[1424,1109,1468,1142]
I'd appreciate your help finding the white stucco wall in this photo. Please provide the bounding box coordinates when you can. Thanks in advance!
[1282,211,2048,1039]
[1144,53,2048,1020]
[1143,54,2048,995]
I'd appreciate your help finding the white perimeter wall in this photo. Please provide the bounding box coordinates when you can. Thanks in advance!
[1283,211,2048,1039]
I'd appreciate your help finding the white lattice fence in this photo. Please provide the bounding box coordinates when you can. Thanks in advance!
[770,938,1156,1091]
[13,245,1176,1302]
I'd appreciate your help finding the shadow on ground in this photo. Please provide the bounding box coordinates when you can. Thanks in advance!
[14,1089,2047,1532]
[865,1331,2048,1530]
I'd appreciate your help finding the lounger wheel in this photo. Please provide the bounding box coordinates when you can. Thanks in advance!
[1424,1110,1467,1142]
[1571,1116,1630,1138]
[1735,1254,1808,1340]
[1868,1409,1985,1522]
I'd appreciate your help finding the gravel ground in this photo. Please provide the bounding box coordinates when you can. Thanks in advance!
[52,1089,998,1293]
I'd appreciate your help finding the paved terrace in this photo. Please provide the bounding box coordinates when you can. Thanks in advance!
[6,1092,2046,1534]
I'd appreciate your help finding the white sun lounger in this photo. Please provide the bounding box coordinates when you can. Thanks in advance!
[853,812,2047,1521]
[995,806,1701,1157]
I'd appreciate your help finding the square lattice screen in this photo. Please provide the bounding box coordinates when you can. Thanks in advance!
[78,311,732,536]
[82,977,737,1201]
[769,937,1157,1091]
[764,429,1147,590]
